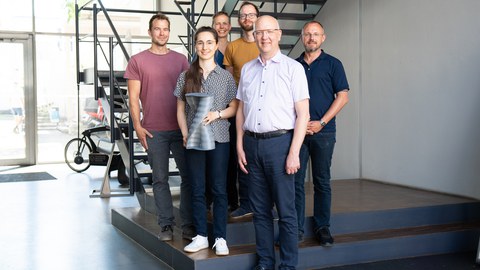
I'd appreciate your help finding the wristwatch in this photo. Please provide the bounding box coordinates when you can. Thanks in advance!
[217,110,222,119]
[320,120,327,127]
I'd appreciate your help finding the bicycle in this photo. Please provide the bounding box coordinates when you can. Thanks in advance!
[64,125,128,185]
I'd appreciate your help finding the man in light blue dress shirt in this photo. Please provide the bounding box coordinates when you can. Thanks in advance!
[236,15,310,270]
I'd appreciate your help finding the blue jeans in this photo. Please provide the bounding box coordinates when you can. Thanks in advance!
[146,130,192,229]
[186,142,229,239]
[244,132,298,270]
[295,132,336,233]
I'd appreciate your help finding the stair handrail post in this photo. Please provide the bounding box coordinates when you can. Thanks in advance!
[108,37,115,143]
[93,3,99,100]
[75,2,80,139]
[274,0,278,18]
[128,114,135,193]
[187,8,193,59]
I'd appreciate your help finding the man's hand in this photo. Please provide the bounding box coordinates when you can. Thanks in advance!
[306,120,323,135]
[285,153,300,175]
[135,126,153,150]
[237,147,249,174]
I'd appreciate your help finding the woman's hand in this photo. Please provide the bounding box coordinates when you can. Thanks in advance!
[203,110,220,125]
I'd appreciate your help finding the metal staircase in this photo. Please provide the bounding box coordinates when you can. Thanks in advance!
[223,0,327,55]
[75,0,326,206]
[76,1,153,200]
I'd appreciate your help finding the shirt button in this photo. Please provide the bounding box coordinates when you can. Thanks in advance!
[257,123,260,125]
[260,95,263,97]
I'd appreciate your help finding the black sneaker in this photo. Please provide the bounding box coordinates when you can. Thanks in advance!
[158,225,173,241]
[315,226,334,246]
[182,225,196,241]
[298,232,304,243]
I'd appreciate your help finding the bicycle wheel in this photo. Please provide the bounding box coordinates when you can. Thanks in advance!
[64,138,92,172]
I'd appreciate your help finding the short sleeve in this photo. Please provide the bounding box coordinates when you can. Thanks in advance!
[173,71,187,100]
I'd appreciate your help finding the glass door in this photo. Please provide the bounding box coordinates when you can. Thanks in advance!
[0,34,34,165]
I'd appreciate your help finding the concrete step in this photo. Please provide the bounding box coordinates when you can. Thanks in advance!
[112,179,480,269]
[111,206,480,270]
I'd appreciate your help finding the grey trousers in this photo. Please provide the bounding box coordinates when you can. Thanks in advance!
[146,129,192,228]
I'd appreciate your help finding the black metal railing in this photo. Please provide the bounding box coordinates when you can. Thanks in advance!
[74,0,326,198]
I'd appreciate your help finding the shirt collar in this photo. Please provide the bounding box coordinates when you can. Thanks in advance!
[210,64,221,75]
[256,50,283,66]
[298,49,325,65]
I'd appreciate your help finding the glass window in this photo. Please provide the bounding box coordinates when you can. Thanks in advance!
[0,0,32,31]
[36,34,85,163]
[0,42,26,160]
[35,0,73,33]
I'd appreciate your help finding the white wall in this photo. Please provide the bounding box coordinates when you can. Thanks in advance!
[290,0,361,181]
[299,0,480,199]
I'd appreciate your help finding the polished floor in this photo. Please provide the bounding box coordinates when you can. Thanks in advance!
[0,164,479,270]
[0,164,172,270]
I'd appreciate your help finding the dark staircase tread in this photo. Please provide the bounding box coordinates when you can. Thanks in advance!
[112,206,480,260]
[332,221,480,245]
[248,0,326,4]
[230,27,301,36]
[231,10,315,20]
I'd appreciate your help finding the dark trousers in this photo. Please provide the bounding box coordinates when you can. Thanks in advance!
[147,130,192,229]
[295,132,336,233]
[207,117,240,211]
[186,142,229,239]
[244,132,298,270]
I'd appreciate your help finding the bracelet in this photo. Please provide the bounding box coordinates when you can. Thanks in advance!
[217,110,222,119]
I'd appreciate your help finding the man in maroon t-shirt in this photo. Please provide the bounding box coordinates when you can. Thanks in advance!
[124,13,193,241]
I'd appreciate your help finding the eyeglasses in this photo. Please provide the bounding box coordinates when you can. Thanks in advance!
[253,29,279,37]
[239,13,257,20]
[302,33,324,38]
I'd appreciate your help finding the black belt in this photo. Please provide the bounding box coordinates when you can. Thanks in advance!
[244,129,292,139]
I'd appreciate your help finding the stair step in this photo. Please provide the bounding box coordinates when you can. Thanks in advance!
[230,27,301,36]
[232,10,315,20]
[81,68,125,85]
[112,179,480,269]
[249,0,325,4]
[111,207,480,270]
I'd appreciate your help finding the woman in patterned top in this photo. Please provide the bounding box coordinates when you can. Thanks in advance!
[174,26,237,256]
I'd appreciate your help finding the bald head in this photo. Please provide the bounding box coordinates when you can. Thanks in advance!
[254,15,282,60]
[254,15,280,32]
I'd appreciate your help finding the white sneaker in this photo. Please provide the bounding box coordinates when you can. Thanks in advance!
[212,237,229,256]
[184,235,209,253]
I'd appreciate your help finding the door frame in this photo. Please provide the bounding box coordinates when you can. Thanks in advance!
[0,33,35,165]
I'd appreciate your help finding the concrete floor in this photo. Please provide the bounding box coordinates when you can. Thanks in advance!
[0,164,171,270]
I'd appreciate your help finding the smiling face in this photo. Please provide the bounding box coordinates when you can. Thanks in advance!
[254,16,282,57]
[213,13,231,39]
[238,4,258,32]
[301,22,326,53]
[195,31,218,61]
[148,19,170,47]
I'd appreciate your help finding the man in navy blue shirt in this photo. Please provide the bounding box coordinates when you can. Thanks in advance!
[295,21,349,246]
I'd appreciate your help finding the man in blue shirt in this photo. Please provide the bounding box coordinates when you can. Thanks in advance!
[295,21,349,246]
